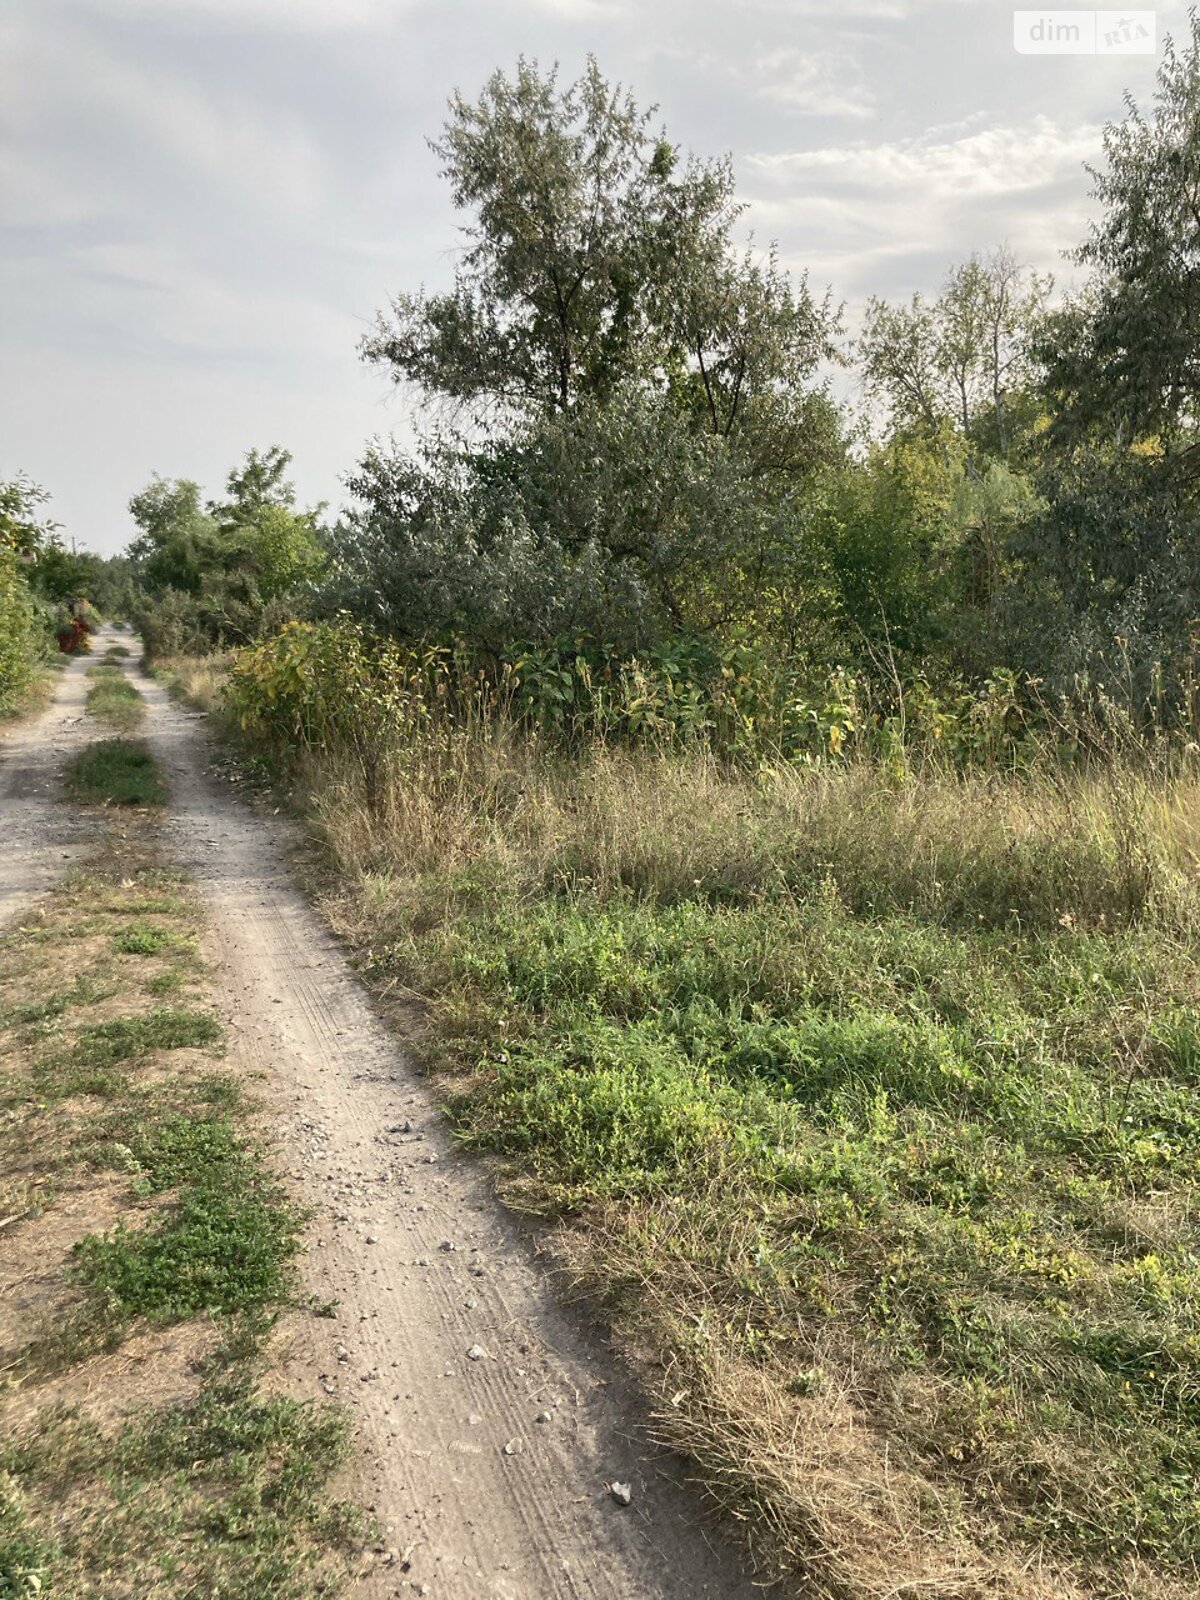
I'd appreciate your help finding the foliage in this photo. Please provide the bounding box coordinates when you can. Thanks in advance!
[130,447,325,649]
[347,59,843,660]
[0,530,41,715]
[1042,12,1200,450]
[362,57,836,425]
[0,473,58,556]
[224,620,1041,799]
[329,388,843,653]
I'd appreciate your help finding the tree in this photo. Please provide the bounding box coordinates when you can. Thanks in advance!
[128,449,326,646]
[861,248,1049,460]
[0,473,59,556]
[346,58,842,656]
[362,58,836,429]
[1042,14,1200,451]
[210,447,326,602]
[0,475,52,711]
[128,478,220,596]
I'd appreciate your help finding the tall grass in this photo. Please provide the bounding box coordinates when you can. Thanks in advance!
[283,724,1200,1600]
[176,632,1200,1598]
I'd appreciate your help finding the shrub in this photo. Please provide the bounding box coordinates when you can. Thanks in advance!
[0,536,41,712]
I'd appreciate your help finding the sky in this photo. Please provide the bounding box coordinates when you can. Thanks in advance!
[0,0,1185,555]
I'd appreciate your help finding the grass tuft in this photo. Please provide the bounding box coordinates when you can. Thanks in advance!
[70,1007,222,1069]
[66,739,167,807]
[84,665,144,732]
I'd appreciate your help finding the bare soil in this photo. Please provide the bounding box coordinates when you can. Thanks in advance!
[0,651,102,925]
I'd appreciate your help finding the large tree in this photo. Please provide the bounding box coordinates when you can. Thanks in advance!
[1043,14,1200,452]
[346,58,841,653]
[362,57,836,429]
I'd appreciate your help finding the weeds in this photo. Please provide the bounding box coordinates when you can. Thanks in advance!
[0,822,358,1597]
[66,739,166,807]
[84,665,144,732]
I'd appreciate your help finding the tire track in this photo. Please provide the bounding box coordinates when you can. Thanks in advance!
[0,649,103,930]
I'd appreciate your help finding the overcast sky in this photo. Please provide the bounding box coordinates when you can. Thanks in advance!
[1,0,1184,554]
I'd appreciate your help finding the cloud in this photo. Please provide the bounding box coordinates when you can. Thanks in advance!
[751,116,1100,199]
[752,47,877,117]
[65,0,626,28]
[743,115,1102,300]
[64,0,418,30]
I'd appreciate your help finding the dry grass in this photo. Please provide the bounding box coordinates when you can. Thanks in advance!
[295,726,1200,1600]
[146,652,1200,1598]
[147,652,232,715]
[310,729,1200,936]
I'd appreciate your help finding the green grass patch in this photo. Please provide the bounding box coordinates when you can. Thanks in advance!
[143,965,196,996]
[0,1331,356,1599]
[112,922,183,955]
[84,666,144,732]
[65,740,166,807]
[71,1007,222,1069]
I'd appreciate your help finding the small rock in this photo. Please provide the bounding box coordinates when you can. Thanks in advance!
[466,1344,488,1362]
[610,1481,633,1507]
[535,1409,553,1424]
[439,1240,456,1252]
[502,1438,523,1456]
[365,1234,380,1245]
[335,1345,351,1363]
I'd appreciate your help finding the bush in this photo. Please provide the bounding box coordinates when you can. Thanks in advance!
[0,537,42,713]
[225,619,1040,792]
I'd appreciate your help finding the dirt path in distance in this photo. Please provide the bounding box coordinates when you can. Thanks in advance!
[0,650,102,929]
[92,635,761,1600]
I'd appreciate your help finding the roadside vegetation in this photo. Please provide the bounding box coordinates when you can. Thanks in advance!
[28,17,1200,1599]
[1,477,135,723]
[0,749,360,1598]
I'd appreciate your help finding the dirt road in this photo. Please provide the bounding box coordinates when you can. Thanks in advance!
[1,633,760,1600]
[0,653,101,926]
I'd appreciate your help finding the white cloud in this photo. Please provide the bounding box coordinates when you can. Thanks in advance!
[750,116,1101,199]
[752,47,876,117]
[66,0,626,27]
[66,0,418,30]
[743,116,1102,298]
